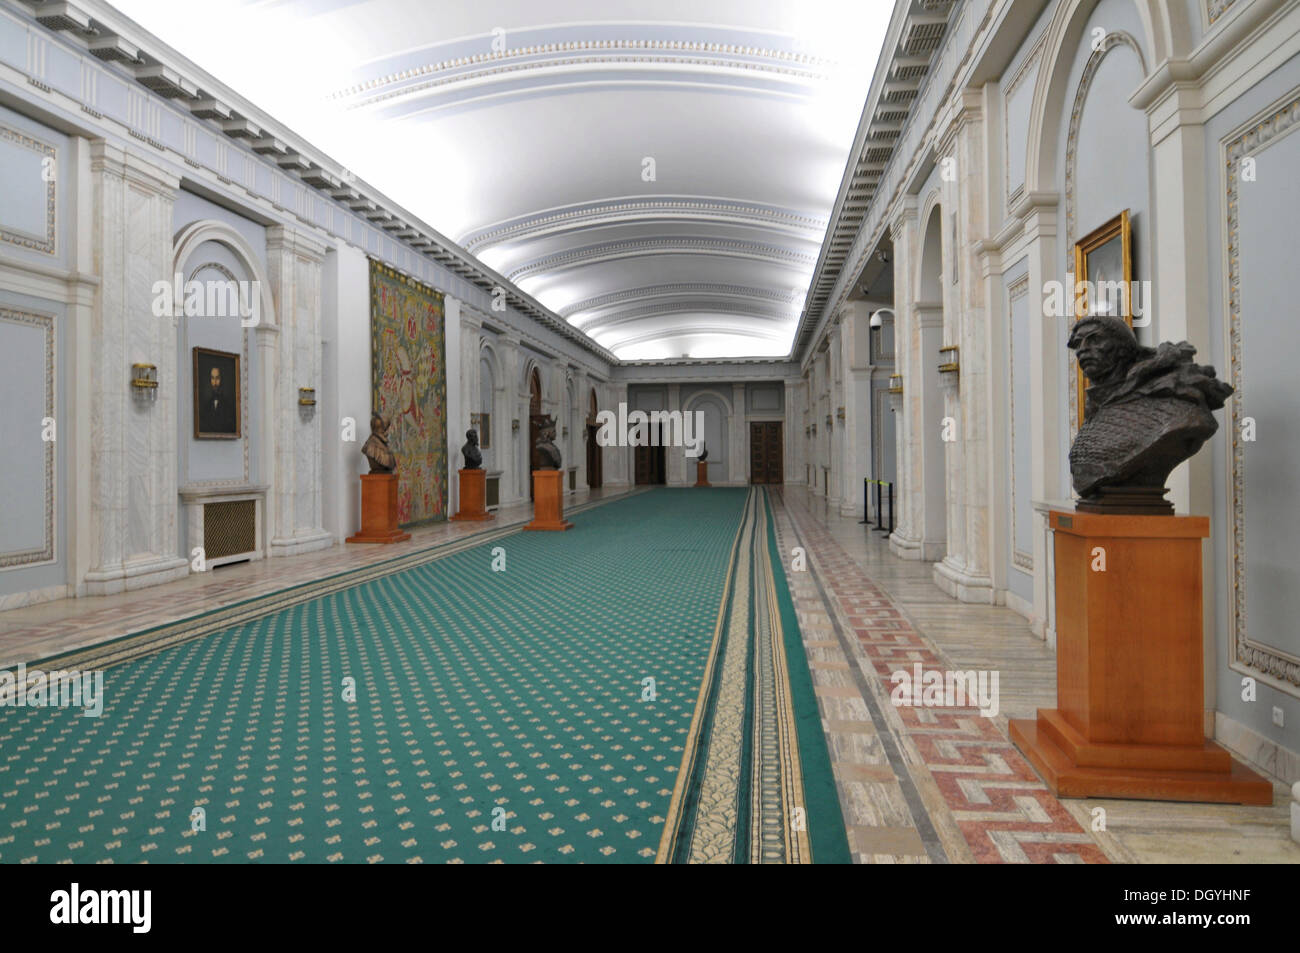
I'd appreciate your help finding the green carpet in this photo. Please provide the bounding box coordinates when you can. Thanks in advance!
[0,487,848,864]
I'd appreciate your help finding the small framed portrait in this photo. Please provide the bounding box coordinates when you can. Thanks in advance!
[193,347,241,439]
[1073,210,1133,418]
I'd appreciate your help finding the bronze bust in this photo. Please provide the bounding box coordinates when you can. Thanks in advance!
[1067,316,1233,513]
[535,417,562,470]
[361,413,397,474]
[461,428,482,470]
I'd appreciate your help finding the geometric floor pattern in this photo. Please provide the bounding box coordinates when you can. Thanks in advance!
[776,490,1109,864]
[1,487,845,864]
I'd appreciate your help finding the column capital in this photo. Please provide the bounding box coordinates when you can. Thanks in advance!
[89,139,178,198]
[267,224,329,263]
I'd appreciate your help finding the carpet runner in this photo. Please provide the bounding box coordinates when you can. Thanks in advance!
[0,488,847,864]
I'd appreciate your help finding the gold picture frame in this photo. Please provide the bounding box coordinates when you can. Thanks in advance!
[193,346,242,439]
[1073,209,1133,423]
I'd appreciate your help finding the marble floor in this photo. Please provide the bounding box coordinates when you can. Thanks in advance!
[775,486,1299,864]
[2,482,1296,864]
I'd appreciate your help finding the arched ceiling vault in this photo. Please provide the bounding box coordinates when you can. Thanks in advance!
[106,0,890,361]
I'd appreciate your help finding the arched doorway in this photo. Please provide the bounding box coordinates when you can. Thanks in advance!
[586,388,602,488]
[528,367,543,500]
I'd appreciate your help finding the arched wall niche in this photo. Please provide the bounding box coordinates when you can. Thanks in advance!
[172,218,278,561]
[683,387,733,483]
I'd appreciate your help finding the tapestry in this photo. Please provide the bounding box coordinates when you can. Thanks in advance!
[369,260,447,525]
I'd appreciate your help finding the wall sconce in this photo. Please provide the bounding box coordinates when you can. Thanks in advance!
[561,426,569,437]
[825,414,833,429]
[811,423,817,436]
[298,387,316,407]
[888,374,904,394]
[511,418,520,433]
[131,363,157,402]
[939,345,960,374]
[836,406,846,421]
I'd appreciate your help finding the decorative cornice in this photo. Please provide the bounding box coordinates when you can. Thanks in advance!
[507,237,815,282]
[461,197,825,252]
[561,282,802,319]
[332,36,833,106]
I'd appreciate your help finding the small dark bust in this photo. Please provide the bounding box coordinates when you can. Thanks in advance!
[1067,316,1233,513]
[697,441,709,463]
[535,418,562,470]
[361,413,397,474]
[461,428,482,470]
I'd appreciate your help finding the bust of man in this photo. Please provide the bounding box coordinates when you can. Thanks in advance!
[461,428,482,470]
[1067,316,1233,512]
[535,418,562,470]
[361,413,397,474]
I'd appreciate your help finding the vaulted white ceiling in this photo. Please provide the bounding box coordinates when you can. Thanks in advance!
[110,0,888,359]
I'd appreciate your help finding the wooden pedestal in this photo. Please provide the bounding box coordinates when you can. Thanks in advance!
[1009,510,1271,804]
[695,460,711,487]
[523,469,572,532]
[450,468,494,521]
[346,473,411,544]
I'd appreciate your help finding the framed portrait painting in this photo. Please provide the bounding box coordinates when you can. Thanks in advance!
[193,347,241,439]
[1073,209,1133,422]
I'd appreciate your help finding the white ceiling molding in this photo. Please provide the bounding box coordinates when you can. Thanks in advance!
[100,0,888,361]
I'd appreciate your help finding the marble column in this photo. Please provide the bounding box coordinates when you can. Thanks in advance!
[730,382,747,486]
[784,378,799,485]
[81,141,188,595]
[666,383,687,485]
[934,91,996,603]
[888,201,925,559]
[266,226,332,557]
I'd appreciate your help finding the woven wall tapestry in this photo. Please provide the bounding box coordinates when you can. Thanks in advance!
[369,260,447,525]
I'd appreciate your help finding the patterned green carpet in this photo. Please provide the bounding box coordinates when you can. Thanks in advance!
[0,487,847,863]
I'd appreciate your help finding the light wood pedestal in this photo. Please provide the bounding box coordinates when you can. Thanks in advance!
[523,469,573,532]
[345,473,411,544]
[1009,510,1271,805]
[450,468,494,522]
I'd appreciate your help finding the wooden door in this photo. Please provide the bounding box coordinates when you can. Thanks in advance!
[634,424,665,485]
[586,424,602,488]
[749,422,783,484]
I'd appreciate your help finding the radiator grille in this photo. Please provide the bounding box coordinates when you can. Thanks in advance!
[485,476,500,508]
[204,500,256,560]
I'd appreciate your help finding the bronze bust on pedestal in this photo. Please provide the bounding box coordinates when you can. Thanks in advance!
[1067,316,1233,514]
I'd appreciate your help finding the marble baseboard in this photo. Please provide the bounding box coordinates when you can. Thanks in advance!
[269,530,336,559]
[932,558,998,605]
[81,556,191,596]
[0,583,72,613]
[1215,710,1300,785]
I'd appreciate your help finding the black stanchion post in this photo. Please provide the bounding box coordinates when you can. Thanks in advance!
[859,477,870,524]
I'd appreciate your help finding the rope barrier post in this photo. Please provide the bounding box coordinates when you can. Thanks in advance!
[859,477,871,524]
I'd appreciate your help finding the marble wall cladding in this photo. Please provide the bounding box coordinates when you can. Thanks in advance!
[85,143,186,594]
[266,227,330,555]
